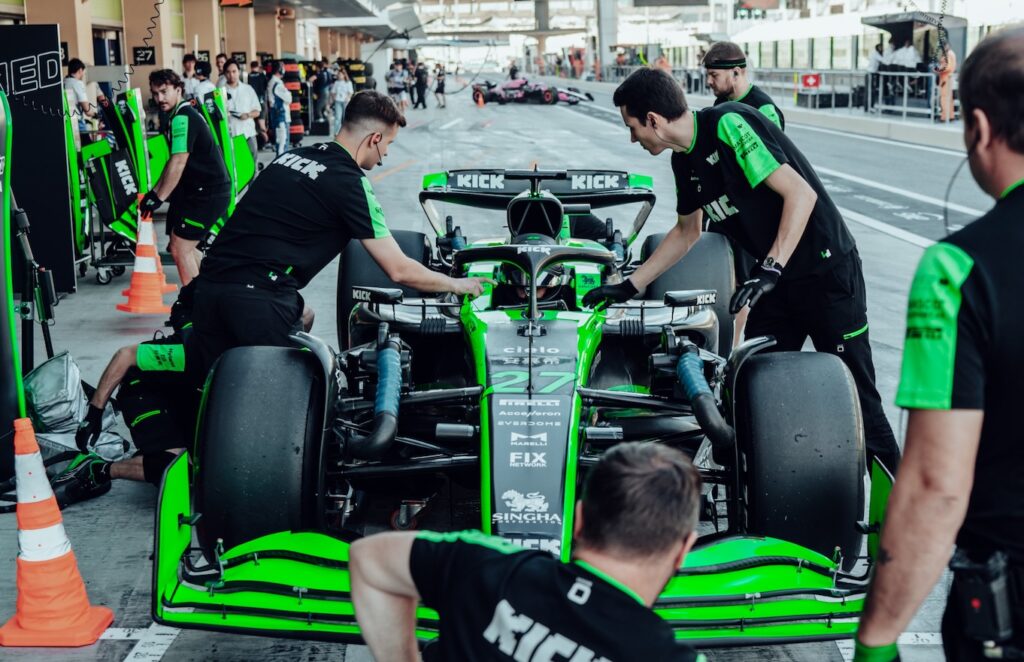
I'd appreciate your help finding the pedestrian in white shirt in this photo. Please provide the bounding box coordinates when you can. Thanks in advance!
[64,58,95,145]
[330,68,354,135]
[194,60,216,100]
[268,62,293,156]
[220,60,261,164]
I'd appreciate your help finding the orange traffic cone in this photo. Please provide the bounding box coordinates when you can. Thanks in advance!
[0,419,114,647]
[131,195,175,295]
[476,91,485,108]
[116,213,175,314]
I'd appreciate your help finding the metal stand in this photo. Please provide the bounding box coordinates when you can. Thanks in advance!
[11,192,57,373]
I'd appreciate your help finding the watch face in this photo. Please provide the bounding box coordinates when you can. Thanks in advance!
[763,257,776,269]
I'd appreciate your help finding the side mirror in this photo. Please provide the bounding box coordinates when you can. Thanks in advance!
[352,286,404,305]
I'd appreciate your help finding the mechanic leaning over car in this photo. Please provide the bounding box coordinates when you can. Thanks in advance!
[142,69,232,287]
[704,40,785,349]
[584,67,901,474]
[854,27,1024,662]
[349,442,707,662]
[190,90,489,379]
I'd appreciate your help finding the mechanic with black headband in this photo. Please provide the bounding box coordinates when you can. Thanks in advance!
[584,67,900,474]
[142,69,231,287]
[703,40,786,348]
[704,41,784,130]
[191,90,490,378]
[855,28,1024,662]
[350,442,706,662]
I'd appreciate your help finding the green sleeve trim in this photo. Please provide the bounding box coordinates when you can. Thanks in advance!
[843,323,869,340]
[896,243,974,410]
[131,410,163,427]
[136,343,186,373]
[170,114,189,154]
[716,112,781,188]
[416,529,520,554]
[182,218,205,229]
[573,560,645,605]
[758,103,783,130]
[360,176,391,239]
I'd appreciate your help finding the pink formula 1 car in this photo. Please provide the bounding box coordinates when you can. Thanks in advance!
[471,78,595,105]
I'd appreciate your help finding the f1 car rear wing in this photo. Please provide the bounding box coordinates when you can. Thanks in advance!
[418,168,656,245]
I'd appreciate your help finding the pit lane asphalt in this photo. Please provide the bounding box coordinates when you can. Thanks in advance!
[0,88,967,661]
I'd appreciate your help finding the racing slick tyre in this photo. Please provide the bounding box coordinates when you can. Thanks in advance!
[472,90,485,105]
[735,351,864,569]
[641,232,734,355]
[193,346,324,555]
[543,88,557,104]
[337,229,431,348]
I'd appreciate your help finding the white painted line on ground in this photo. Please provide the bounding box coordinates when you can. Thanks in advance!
[99,627,149,640]
[121,623,182,661]
[839,206,935,249]
[789,123,966,157]
[836,632,944,661]
[818,166,984,217]
[438,117,464,130]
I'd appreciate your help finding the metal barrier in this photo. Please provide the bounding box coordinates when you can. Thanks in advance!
[865,70,937,121]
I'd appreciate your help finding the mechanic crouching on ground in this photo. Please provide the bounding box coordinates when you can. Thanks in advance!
[585,68,901,474]
[142,69,231,286]
[190,90,489,378]
[854,28,1024,662]
[350,442,707,661]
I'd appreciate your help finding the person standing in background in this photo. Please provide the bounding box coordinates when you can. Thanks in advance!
[413,63,429,110]
[182,53,199,101]
[267,62,292,157]
[215,53,228,87]
[937,40,958,122]
[247,61,269,148]
[330,68,354,135]
[220,60,261,165]
[64,58,96,144]
[193,61,216,100]
[434,66,447,109]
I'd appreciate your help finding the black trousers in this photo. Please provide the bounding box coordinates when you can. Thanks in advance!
[414,84,428,108]
[942,566,1024,661]
[745,250,901,472]
[190,277,304,379]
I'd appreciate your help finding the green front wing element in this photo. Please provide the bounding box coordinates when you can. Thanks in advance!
[154,453,867,646]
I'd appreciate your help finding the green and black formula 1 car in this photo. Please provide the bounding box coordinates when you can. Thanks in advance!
[153,168,893,648]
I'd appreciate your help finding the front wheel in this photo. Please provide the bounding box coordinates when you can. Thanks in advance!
[735,351,865,568]
[472,90,485,105]
[542,88,557,104]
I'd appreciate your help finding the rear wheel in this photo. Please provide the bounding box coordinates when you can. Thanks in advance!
[337,229,431,348]
[193,346,324,555]
[735,352,864,568]
[641,232,735,355]
[543,88,557,104]
[472,90,485,105]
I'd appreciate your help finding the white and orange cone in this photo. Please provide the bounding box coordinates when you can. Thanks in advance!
[0,418,114,647]
[116,211,176,314]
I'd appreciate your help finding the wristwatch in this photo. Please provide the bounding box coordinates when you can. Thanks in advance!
[762,256,780,270]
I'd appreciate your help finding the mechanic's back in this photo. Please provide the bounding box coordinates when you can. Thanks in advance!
[350,442,706,661]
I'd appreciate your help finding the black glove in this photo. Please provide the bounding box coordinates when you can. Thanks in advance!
[581,278,639,309]
[140,190,163,216]
[730,260,783,314]
[75,404,105,453]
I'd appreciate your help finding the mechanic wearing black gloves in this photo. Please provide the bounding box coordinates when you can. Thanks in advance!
[602,68,900,474]
[350,442,707,662]
[856,28,1024,662]
[192,91,490,379]
[145,69,231,286]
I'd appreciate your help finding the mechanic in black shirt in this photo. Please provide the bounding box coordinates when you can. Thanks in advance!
[142,69,231,286]
[584,68,900,473]
[855,28,1024,662]
[350,442,706,662]
[703,40,785,349]
[192,91,489,377]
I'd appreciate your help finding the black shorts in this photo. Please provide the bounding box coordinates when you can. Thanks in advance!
[166,184,231,241]
[190,277,305,378]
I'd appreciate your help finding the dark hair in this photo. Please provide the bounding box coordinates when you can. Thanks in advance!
[224,59,240,72]
[67,58,86,76]
[343,90,407,128]
[959,27,1024,153]
[704,41,747,68]
[578,442,700,558]
[183,53,197,65]
[250,60,260,68]
[272,60,285,76]
[216,52,228,61]
[149,68,184,92]
[613,68,687,125]
[195,61,212,78]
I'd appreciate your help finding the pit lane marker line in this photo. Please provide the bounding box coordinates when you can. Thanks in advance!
[836,632,943,661]
[789,123,965,157]
[439,117,464,130]
[838,206,935,248]
[118,623,181,661]
[371,158,418,183]
[818,166,985,217]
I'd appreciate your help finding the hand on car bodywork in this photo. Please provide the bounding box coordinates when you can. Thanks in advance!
[729,262,783,314]
[581,278,638,308]
[451,276,494,297]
